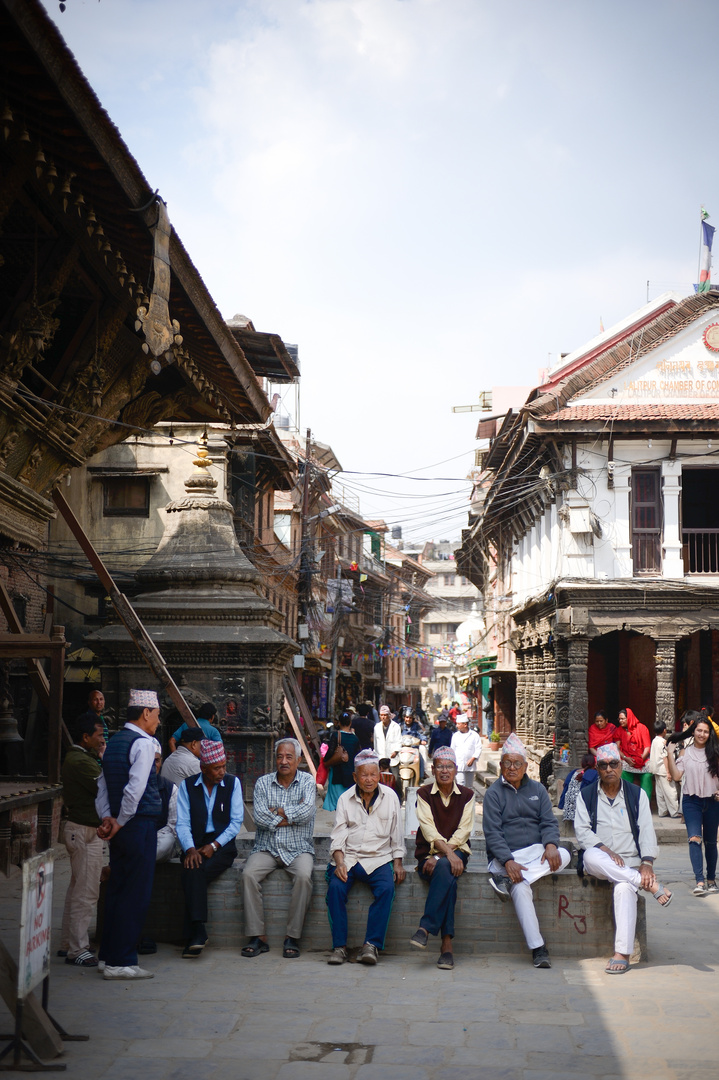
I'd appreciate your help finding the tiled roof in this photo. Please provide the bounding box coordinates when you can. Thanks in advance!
[543,404,719,422]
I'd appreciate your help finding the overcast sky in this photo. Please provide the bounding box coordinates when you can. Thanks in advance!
[42,0,717,542]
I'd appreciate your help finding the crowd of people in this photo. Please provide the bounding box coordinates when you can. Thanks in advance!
[56,690,718,980]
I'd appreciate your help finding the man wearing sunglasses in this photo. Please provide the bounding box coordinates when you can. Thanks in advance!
[483,733,570,968]
[574,741,672,975]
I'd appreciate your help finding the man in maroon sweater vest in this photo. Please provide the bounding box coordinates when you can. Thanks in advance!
[410,746,475,969]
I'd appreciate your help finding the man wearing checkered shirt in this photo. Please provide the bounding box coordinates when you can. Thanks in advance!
[241,738,317,960]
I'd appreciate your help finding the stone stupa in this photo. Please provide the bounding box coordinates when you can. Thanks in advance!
[87,440,298,796]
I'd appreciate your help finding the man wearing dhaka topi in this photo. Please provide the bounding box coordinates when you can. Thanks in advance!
[482,732,571,969]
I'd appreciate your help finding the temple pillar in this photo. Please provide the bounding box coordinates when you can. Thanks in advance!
[567,636,589,765]
[655,636,677,732]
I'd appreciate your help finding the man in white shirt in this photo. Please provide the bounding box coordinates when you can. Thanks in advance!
[160,727,202,787]
[574,741,673,975]
[374,705,402,785]
[95,689,162,980]
[326,749,406,966]
[451,715,482,789]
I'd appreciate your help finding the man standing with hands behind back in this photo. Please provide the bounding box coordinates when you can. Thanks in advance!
[96,689,162,980]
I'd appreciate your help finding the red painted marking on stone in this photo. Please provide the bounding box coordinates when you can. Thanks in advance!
[558,893,587,934]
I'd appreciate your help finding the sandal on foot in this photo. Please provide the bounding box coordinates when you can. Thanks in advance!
[241,937,269,958]
[283,937,300,958]
[437,951,454,970]
[410,928,429,949]
[652,884,672,907]
[65,950,98,967]
[605,958,629,975]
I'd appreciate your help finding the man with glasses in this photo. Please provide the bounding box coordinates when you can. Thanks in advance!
[574,741,672,975]
[483,733,570,968]
[410,746,475,970]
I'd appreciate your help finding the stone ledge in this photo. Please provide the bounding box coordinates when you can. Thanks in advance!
[144,860,646,960]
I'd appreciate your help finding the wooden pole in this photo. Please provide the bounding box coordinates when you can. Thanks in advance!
[51,489,197,727]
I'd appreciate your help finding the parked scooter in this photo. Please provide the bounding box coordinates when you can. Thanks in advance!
[398,734,421,802]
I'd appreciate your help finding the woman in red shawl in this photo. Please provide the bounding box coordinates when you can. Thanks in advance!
[588,711,618,755]
[616,707,652,796]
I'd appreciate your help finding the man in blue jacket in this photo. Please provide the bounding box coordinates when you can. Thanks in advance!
[482,733,570,968]
[96,689,162,980]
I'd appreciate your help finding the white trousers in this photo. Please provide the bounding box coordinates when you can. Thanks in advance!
[457,769,476,789]
[488,842,571,949]
[655,774,680,818]
[581,846,641,955]
[156,826,178,862]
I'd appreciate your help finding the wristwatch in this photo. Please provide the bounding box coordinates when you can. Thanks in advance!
[211,841,219,852]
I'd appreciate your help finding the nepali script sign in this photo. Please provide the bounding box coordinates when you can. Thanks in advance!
[17,853,53,999]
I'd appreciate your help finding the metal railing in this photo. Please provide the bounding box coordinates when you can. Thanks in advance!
[683,529,719,574]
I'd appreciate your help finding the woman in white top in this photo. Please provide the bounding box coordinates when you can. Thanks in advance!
[666,711,719,896]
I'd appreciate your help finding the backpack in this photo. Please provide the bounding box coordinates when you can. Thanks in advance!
[576,778,642,877]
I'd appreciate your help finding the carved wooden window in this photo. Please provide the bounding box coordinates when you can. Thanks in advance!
[103,477,150,517]
[631,468,661,574]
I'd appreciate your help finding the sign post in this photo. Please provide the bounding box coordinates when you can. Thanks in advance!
[0,854,87,1071]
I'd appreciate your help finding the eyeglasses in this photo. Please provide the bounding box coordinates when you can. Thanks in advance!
[597,761,620,771]
[502,760,524,770]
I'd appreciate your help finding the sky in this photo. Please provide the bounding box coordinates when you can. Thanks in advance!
[41,0,719,543]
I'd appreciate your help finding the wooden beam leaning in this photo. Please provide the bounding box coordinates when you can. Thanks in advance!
[282,696,317,779]
[51,489,198,728]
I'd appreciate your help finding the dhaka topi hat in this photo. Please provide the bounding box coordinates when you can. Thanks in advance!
[151,738,162,755]
[128,689,160,709]
[501,732,527,759]
[432,745,457,765]
[354,749,380,769]
[596,742,621,764]
[200,739,226,766]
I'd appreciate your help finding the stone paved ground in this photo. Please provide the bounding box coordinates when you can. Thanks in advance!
[0,845,717,1079]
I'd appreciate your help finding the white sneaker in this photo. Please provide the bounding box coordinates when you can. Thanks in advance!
[103,965,154,980]
[97,961,105,972]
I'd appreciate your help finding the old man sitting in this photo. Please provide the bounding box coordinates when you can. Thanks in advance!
[574,741,672,975]
[410,746,475,970]
[482,732,570,968]
[326,749,405,966]
[241,738,317,960]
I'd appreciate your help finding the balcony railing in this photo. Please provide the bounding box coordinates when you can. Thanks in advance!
[683,529,719,574]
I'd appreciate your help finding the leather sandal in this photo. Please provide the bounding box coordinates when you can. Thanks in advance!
[283,937,300,958]
[241,937,269,958]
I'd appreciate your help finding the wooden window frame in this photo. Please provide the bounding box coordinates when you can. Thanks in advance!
[631,466,662,575]
[102,476,150,518]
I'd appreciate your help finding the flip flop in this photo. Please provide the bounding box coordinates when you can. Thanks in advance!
[605,958,629,975]
[283,937,300,958]
[241,937,270,958]
[653,884,673,907]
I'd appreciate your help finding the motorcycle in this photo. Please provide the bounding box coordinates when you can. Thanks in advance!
[398,734,421,802]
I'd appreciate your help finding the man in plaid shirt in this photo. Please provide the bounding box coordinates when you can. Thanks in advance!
[241,738,317,959]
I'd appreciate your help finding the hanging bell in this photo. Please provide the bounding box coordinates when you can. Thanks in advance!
[85,206,96,236]
[74,191,85,214]
[19,127,30,143]
[46,161,58,194]
[34,146,46,178]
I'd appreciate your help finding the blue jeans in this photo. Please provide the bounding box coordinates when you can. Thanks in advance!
[682,792,719,883]
[418,851,469,938]
[325,862,395,949]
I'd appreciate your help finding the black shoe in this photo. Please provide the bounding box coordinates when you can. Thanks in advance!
[489,874,512,901]
[56,949,68,958]
[532,946,551,968]
[138,938,157,955]
[182,929,208,958]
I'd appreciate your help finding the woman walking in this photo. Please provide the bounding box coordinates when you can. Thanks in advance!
[322,711,360,812]
[665,711,719,896]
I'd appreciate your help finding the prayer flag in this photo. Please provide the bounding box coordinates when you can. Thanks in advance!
[698,217,715,293]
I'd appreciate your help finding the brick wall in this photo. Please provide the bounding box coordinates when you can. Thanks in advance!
[144,861,646,960]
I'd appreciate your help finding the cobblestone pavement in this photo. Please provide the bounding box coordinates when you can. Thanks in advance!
[0,846,717,1079]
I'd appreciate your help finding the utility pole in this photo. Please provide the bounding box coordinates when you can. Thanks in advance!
[297,427,312,642]
[327,562,343,718]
